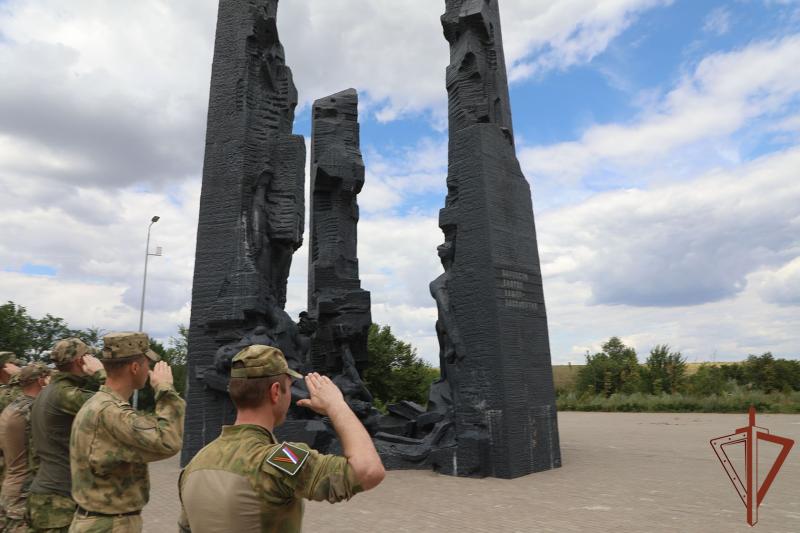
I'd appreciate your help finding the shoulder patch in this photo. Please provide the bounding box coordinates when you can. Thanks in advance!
[266,442,310,476]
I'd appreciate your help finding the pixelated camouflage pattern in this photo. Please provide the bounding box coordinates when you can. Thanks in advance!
[17,364,52,387]
[67,514,141,533]
[178,424,363,533]
[48,339,93,365]
[0,395,35,531]
[230,345,303,379]
[70,383,184,515]
[27,492,75,531]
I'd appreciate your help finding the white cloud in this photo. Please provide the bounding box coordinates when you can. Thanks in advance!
[755,257,800,306]
[703,7,732,36]
[520,35,800,186]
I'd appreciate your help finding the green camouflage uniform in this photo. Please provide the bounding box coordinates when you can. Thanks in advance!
[68,332,185,533]
[0,364,52,533]
[179,425,363,533]
[30,338,106,533]
[178,345,363,533]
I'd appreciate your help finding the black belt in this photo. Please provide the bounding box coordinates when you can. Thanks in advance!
[76,506,141,518]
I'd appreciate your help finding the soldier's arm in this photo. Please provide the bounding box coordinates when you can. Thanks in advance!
[102,376,185,463]
[297,373,385,490]
[273,446,364,504]
[54,380,103,416]
[177,470,192,533]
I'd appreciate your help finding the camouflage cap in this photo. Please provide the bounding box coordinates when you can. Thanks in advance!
[18,363,53,385]
[101,332,161,362]
[230,345,302,379]
[0,351,21,366]
[50,337,95,363]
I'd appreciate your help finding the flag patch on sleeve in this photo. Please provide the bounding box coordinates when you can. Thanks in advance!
[266,443,310,475]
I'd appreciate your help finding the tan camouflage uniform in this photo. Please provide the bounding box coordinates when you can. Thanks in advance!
[178,345,363,533]
[179,425,363,533]
[29,339,105,533]
[68,332,185,533]
[0,364,52,533]
[0,352,23,492]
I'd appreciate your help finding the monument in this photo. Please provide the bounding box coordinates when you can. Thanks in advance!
[182,0,307,464]
[307,89,376,425]
[376,0,561,478]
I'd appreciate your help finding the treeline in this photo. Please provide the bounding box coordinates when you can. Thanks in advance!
[558,337,800,413]
[0,301,437,411]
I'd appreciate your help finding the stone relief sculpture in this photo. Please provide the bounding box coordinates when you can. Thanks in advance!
[182,0,307,464]
[376,0,561,479]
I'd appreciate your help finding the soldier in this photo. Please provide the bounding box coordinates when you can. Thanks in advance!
[0,363,52,533]
[0,352,22,506]
[178,345,385,532]
[69,332,185,533]
[29,338,106,533]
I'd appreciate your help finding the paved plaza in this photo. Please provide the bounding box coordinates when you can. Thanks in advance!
[144,412,799,532]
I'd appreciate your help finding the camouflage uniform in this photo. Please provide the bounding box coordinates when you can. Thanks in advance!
[29,339,105,533]
[0,364,52,533]
[69,332,185,533]
[178,345,363,533]
[0,351,23,491]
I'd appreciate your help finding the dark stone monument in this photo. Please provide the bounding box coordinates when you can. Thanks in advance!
[377,0,561,479]
[307,89,377,429]
[182,0,307,464]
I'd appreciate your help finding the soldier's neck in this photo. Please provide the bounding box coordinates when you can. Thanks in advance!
[234,408,276,432]
[105,377,135,403]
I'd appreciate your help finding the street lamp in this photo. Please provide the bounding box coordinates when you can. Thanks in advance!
[135,215,162,409]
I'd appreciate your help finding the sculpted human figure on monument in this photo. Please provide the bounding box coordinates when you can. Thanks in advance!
[430,239,466,370]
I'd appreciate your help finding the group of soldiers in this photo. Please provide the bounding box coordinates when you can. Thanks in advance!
[0,332,384,533]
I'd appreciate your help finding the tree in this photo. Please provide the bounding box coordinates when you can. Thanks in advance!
[27,314,77,361]
[576,337,641,396]
[362,324,438,407]
[0,301,32,357]
[641,345,687,394]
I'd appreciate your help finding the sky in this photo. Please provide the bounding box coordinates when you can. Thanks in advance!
[1,0,799,365]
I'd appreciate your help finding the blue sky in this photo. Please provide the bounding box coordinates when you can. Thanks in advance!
[1,0,799,364]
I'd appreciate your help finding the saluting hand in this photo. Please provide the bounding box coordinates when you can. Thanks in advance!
[2,363,20,375]
[149,361,174,388]
[296,372,346,416]
[81,354,104,376]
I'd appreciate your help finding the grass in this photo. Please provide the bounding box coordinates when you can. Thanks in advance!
[557,390,800,414]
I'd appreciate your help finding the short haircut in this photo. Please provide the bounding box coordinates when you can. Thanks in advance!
[101,354,145,377]
[55,360,74,372]
[228,362,288,410]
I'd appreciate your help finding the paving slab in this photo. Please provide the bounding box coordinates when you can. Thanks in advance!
[145,412,800,532]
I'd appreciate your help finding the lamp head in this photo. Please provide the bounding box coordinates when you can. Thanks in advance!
[151,216,160,223]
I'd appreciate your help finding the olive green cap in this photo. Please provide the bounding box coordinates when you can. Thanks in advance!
[18,363,53,385]
[101,332,160,362]
[230,345,302,379]
[50,338,95,363]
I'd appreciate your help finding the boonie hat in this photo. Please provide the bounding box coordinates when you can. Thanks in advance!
[50,338,95,364]
[230,345,303,379]
[18,363,52,385]
[101,332,160,362]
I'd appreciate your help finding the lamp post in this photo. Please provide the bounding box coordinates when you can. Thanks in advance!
[134,215,162,409]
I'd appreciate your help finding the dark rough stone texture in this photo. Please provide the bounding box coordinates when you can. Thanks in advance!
[182,0,307,465]
[376,0,561,479]
[307,89,380,434]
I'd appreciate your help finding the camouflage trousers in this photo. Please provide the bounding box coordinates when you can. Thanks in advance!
[3,517,33,533]
[67,514,141,533]
[1,492,30,532]
[27,493,76,532]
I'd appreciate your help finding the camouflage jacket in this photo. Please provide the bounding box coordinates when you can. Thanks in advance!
[70,383,185,514]
[178,424,363,533]
[0,394,35,518]
[0,383,21,483]
[30,371,106,498]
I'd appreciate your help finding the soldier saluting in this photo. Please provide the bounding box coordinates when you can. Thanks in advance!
[69,332,185,533]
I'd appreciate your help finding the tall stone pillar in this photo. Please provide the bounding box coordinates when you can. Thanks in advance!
[307,89,374,417]
[182,0,306,465]
[432,0,561,478]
